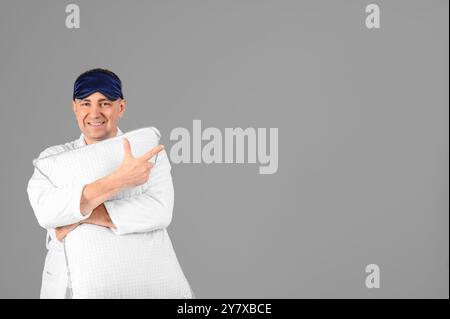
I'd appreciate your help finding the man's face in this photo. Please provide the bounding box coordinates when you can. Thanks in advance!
[72,92,126,145]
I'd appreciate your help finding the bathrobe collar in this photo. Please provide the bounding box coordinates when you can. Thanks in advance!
[76,127,124,147]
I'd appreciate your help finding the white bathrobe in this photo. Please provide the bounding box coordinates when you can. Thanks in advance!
[27,128,186,298]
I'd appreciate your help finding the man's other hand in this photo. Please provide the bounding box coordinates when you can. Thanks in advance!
[55,222,80,242]
[81,203,116,229]
[55,204,116,242]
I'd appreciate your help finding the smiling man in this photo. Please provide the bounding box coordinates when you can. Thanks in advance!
[26,68,176,298]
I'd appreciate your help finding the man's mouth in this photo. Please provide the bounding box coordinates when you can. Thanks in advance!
[87,121,106,127]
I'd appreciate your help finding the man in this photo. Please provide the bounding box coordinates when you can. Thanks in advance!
[27,68,174,298]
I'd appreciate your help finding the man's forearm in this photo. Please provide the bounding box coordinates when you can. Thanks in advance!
[56,203,117,241]
[79,142,164,216]
[80,174,122,216]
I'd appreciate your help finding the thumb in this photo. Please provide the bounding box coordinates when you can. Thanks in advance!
[122,138,133,159]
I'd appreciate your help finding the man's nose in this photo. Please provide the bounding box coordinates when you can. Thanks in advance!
[89,105,103,118]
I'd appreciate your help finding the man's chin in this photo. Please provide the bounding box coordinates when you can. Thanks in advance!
[83,130,110,143]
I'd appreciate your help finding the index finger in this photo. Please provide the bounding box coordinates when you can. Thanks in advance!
[139,144,165,162]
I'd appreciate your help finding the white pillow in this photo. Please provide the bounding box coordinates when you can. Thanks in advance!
[34,127,194,299]
[33,127,160,200]
[65,225,194,299]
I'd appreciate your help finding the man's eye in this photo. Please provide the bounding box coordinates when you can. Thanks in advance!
[81,103,90,107]
[101,103,111,107]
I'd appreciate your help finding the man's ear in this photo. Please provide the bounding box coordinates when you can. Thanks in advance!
[118,99,126,118]
[72,100,77,113]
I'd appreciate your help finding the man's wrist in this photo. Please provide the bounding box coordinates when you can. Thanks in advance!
[105,172,123,194]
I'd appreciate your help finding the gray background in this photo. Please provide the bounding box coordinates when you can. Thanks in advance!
[0,0,448,298]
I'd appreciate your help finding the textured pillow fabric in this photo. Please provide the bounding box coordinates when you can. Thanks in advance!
[33,127,161,200]
[33,127,194,299]
[64,225,193,299]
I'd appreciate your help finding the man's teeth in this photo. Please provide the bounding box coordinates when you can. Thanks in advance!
[88,122,105,126]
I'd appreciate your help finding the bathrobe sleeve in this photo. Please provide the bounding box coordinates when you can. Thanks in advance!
[104,149,174,235]
[27,147,94,230]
